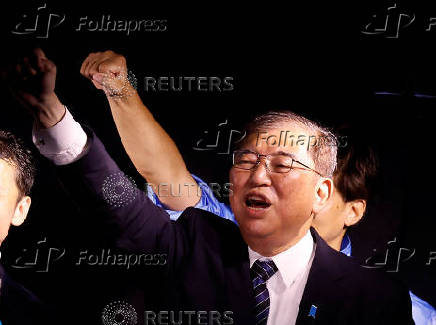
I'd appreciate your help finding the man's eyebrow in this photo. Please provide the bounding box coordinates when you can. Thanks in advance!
[275,151,298,159]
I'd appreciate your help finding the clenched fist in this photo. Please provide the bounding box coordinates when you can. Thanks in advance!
[3,48,65,128]
[80,50,136,99]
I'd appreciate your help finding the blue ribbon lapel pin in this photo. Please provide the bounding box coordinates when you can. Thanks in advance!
[308,304,317,319]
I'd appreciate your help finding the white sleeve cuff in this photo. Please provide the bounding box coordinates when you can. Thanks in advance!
[32,107,89,165]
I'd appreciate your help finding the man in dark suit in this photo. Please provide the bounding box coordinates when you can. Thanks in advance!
[0,130,52,324]
[53,128,413,325]
[13,48,414,324]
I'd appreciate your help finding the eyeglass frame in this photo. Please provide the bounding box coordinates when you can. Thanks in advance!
[232,149,324,177]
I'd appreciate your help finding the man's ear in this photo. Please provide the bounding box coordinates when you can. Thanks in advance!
[313,177,334,214]
[344,199,366,227]
[11,196,31,226]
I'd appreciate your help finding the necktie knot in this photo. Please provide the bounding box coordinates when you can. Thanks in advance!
[251,259,278,282]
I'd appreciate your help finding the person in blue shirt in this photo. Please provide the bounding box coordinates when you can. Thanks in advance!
[73,49,434,324]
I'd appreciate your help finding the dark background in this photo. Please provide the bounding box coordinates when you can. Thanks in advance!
[1,0,435,323]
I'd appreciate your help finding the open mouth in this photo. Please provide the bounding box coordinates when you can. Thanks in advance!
[245,196,272,209]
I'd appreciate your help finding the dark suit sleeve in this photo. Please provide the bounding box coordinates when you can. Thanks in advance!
[55,129,184,257]
[380,278,415,325]
[361,268,415,325]
[0,270,58,325]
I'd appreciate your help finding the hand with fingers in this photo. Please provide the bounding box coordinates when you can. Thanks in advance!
[2,48,65,128]
[80,50,137,99]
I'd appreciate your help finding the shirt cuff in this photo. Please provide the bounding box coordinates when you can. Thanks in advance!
[32,107,89,165]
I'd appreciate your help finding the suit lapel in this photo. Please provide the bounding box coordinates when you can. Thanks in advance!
[223,238,256,324]
[223,227,351,324]
[296,228,348,324]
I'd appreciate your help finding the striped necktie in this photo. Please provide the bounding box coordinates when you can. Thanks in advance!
[250,259,278,325]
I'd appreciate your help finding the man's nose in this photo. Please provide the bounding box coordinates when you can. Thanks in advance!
[248,159,272,186]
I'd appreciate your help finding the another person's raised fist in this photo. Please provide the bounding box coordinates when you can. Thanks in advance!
[2,48,65,128]
[80,50,136,99]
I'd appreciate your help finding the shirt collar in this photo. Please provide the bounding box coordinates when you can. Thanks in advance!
[248,230,315,287]
[340,233,352,257]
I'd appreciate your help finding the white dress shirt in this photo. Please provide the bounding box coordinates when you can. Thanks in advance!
[32,107,88,164]
[249,230,315,325]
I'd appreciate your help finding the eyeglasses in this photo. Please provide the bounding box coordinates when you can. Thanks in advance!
[232,149,323,176]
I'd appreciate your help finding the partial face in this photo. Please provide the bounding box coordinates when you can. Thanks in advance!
[312,185,347,248]
[313,184,366,250]
[229,125,327,249]
[0,159,30,246]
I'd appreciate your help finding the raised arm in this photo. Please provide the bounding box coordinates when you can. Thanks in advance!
[79,51,200,211]
[5,48,182,254]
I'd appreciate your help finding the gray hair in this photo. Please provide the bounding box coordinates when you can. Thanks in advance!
[242,111,337,177]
